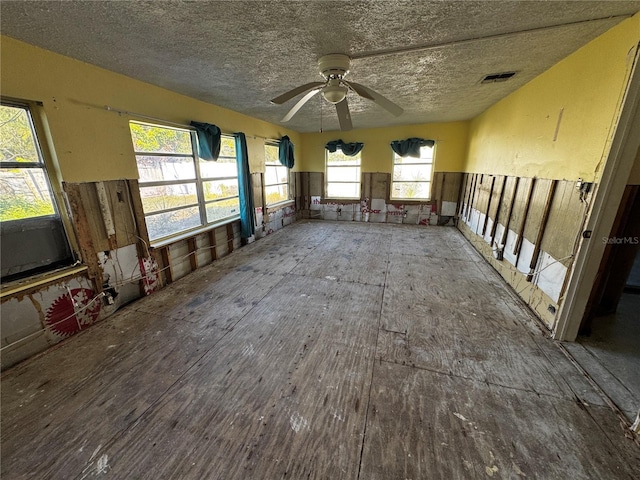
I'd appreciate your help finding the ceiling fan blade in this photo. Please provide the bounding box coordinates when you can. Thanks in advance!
[342,80,374,100]
[281,88,321,122]
[270,81,325,105]
[347,82,404,117]
[336,98,353,131]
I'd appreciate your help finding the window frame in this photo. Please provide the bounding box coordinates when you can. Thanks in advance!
[325,149,362,200]
[263,142,291,207]
[1,98,75,283]
[130,121,240,244]
[390,145,435,201]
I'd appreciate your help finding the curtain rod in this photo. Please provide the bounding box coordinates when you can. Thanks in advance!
[103,105,275,141]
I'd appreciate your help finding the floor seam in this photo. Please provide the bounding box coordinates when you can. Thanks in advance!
[74,226,328,479]
[356,241,391,480]
[376,357,583,402]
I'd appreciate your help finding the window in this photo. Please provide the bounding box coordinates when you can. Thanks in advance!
[1,100,73,282]
[391,145,434,200]
[326,149,361,199]
[130,122,240,242]
[264,143,290,206]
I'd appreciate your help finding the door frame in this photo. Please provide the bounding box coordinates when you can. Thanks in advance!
[554,44,640,341]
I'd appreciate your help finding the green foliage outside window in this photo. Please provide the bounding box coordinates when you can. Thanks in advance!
[0,105,57,221]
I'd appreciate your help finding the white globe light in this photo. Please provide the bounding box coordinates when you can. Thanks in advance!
[322,84,348,104]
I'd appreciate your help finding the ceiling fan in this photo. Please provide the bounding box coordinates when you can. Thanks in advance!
[270,53,404,131]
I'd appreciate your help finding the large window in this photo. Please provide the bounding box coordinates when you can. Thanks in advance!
[130,122,240,242]
[391,145,434,200]
[264,143,290,206]
[1,101,73,282]
[326,150,361,199]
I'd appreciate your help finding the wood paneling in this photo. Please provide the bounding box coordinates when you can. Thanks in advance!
[432,172,463,213]
[474,174,492,216]
[488,175,507,243]
[62,182,103,286]
[541,181,586,261]
[507,177,534,237]
[522,178,553,244]
[65,180,139,253]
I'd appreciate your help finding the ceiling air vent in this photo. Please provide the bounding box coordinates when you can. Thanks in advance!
[481,72,516,84]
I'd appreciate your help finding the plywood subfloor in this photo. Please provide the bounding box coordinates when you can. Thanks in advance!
[566,292,640,422]
[2,221,639,479]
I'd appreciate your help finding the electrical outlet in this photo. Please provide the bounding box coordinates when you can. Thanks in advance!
[580,181,592,194]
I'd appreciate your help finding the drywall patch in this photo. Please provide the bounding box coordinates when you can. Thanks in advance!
[469,208,482,233]
[483,217,494,244]
[534,251,568,303]
[515,237,535,274]
[310,196,322,211]
[502,229,519,266]
[441,201,457,216]
[386,203,404,224]
[98,244,141,305]
[368,198,387,223]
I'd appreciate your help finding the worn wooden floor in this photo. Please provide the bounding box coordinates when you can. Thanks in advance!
[567,292,640,422]
[2,221,639,479]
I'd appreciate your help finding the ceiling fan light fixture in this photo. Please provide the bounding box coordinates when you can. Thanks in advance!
[322,84,348,104]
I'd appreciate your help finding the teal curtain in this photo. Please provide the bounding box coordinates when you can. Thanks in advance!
[278,135,295,168]
[325,139,364,156]
[390,138,434,158]
[234,133,255,239]
[190,121,221,161]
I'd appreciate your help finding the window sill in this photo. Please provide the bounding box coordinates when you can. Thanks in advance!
[389,199,432,204]
[265,200,294,210]
[151,216,240,249]
[323,198,361,204]
[1,264,89,299]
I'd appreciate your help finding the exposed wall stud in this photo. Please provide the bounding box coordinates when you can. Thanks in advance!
[514,177,536,258]
[499,176,520,249]
[527,180,558,281]
[489,176,507,244]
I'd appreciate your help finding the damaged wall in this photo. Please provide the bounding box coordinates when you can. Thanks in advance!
[294,171,462,226]
[1,179,154,369]
[458,174,587,327]
[0,38,301,369]
[251,172,297,239]
[458,14,640,331]
[465,14,640,182]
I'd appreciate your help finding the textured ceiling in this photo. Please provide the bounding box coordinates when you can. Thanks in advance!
[2,1,640,132]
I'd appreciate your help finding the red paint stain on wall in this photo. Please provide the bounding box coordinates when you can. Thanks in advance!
[45,288,101,337]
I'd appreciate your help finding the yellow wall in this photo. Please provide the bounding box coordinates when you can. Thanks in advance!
[298,121,469,173]
[0,36,301,183]
[465,14,640,181]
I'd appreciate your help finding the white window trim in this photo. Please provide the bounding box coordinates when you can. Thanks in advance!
[264,142,292,207]
[325,149,362,200]
[1,99,75,282]
[131,121,240,244]
[390,145,435,201]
